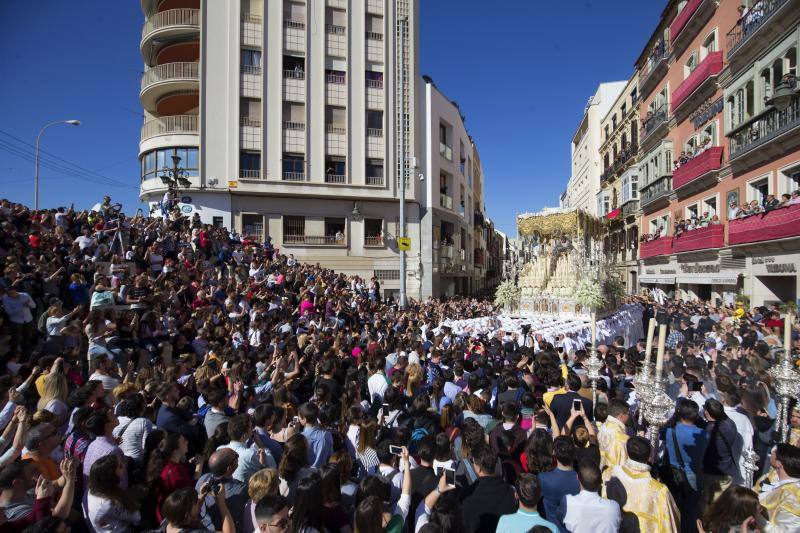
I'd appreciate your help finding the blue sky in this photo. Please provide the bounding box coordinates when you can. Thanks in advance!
[0,0,663,236]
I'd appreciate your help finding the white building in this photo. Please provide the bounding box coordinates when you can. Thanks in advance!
[564,81,626,216]
[419,77,486,297]
[138,0,422,299]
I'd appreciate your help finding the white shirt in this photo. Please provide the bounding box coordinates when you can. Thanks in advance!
[367,373,389,403]
[724,405,754,485]
[112,416,155,463]
[561,490,621,533]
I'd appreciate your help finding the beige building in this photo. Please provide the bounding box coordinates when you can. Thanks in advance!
[138,0,424,299]
[564,81,627,215]
[597,74,641,292]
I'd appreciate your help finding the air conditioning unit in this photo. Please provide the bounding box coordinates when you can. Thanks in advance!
[208,177,218,186]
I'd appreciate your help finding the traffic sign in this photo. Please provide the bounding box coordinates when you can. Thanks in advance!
[397,237,411,251]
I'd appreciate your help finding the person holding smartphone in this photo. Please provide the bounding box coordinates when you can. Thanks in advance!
[549,372,594,429]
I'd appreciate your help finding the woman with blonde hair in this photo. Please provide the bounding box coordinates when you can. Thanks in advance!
[37,371,70,433]
[241,468,280,532]
[405,363,424,398]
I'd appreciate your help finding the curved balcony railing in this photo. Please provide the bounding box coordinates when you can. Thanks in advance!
[671,51,723,112]
[727,0,788,58]
[672,146,724,190]
[141,115,198,142]
[639,237,673,259]
[142,9,200,42]
[672,224,724,253]
[670,0,703,41]
[141,62,199,93]
[729,203,800,245]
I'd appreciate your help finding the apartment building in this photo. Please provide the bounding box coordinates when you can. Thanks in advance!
[635,0,800,307]
[420,77,487,297]
[138,0,424,299]
[564,82,627,216]
[597,74,641,292]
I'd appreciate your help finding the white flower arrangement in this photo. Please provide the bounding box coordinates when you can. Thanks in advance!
[495,280,521,309]
[572,278,607,311]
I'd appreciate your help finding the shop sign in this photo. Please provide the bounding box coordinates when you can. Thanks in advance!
[181,205,193,214]
[181,196,192,203]
[690,97,724,129]
[680,264,720,273]
[766,264,797,273]
[660,269,676,274]
[753,256,776,264]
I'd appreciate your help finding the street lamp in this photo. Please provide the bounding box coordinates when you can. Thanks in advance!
[159,154,192,189]
[35,119,80,210]
[765,74,799,111]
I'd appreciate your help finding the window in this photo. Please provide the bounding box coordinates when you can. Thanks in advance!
[283,216,305,242]
[779,164,800,196]
[701,31,717,59]
[374,270,399,281]
[366,159,384,184]
[685,52,698,78]
[284,1,305,23]
[439,123,449,146]
[702,196,717,217]
[241,98,261,120]
[324,218,346,240]
[364,218,383,245]
[365,70,383,88]
[326,106,346,131]
[649,214,669,236]
[283,55,305,76]
[459,141,466,175]
[325,7,346,30]
[212,216,223,228]
[366,110,383,131]
[242,214,264,242]
[282,153,305,177]
[612,114,618,130]
[325,157,346,179]
[700,122,716,149]
[686,203,699,219]
[240,151,261,171]
[621,103,627,117]
[326,69,346,84]
[140,147,199,181]
[241,49,262,68]
[747,176,770,203]
[283,102,305,127]
[366,15,383,35]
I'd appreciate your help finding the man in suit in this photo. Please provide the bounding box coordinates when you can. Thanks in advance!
[550,372,593,429]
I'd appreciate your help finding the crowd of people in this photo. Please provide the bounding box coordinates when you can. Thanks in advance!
[729,192,800,221]
[0,197,799,533]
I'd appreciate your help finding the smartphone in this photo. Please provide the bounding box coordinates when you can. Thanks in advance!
[389,445,402,456]
[211,481,222,496]
[691,381,703,392]
[444,467,456,488]
[573,399,582,411]
[382,403,390,412]
[292,416,300,426]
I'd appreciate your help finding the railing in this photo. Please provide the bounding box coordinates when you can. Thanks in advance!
[327,124,346,134]
[241,13,262,23]
[242,65,262,75]
[283,121,305,131]
[730,95,800,158]
[670,0,703,42]
[601,143,639,181]
[672,51,723,112]
[440,195,453,209]
[141,115,198,141]
[364,236,383,246]
[641,104,669,141]
[439,142,453,161]
[284,235,344,245]
[367,128,383,137]
[282,172,306,181]
[284,20,305,30]
[240,169,261,179]
[141,62,199,92]
[640,175,672,206]
[640,39,669,81]
[366,79,383,89]
[326,24,346,34]
[326,73,346,84]
[729,203,800,245]
[622,199,640,218]
[325,174,346,183]
[142,9,199,40]
[366,176,384,186]
[284,69,305,79]
[672,146,724,190]
[241,117,261,127]
[672,224,724,253]
[365,31,384,40]
[727,0,788,57]
[639,237,673,259]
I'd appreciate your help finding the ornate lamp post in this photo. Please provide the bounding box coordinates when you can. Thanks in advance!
[633,318,657,425]
[585,310,603,407]
[641,324,670,454]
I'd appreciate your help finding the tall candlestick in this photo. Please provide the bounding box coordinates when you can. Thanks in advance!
[591,312,597,349]
[645,318,656,364]
[785,314,793,358]
[655,324,667,378]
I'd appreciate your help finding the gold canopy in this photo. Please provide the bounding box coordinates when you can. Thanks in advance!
[517,209,602,240]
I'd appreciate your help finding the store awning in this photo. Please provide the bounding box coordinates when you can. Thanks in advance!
[639,275,675,285]
[606,208,621,221]
[676,274,739,285]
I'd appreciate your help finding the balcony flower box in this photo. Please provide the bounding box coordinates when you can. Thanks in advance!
[672,224,724,253]
[728,204,800,245]
[670,0,703,41]
[639,237,673,259]
[672,147,724,190]
[672,51,723,112]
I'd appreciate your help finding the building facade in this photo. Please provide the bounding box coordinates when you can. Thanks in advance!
[597,74,641,292]
[634,0,800,307]
[564,82,627,216]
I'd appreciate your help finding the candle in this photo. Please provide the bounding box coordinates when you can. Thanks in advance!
[655,324,667,378]
[591,312,597,349]
[645,318,656,364]
[786,313,793,358]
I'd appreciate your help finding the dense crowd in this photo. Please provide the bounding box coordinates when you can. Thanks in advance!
[0,197,799,533]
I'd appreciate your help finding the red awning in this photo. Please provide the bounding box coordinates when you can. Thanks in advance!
[606,208,621,220]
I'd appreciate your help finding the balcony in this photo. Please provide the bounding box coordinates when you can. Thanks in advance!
[140,115,198,142]
[325,174,347,184]
[439,195,453,210]
[729,95,800,165]
[639,237,673,259]
[729,204,800,245]
[282,171,306,182]
[672,146,724,194]
[640,104,670,149]
[672,224,724,253]
[671,52,723,116]
[140,62,199,112]
[141,9,200,56]
[726,0,799,67]
[601,143,639,183]
[366,176,384,186]
[283,20,305,52]
[670,0,715,55]
[439,142,453,161]
[364,235,383,247]
[622,199,640,218]
[639,39,670,99]
[284,235,345,246]
[240,169,261,179]
[640,175,672,212]
[474,249,485,266]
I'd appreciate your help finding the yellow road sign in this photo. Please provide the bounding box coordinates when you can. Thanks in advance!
[397,237,411,251]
